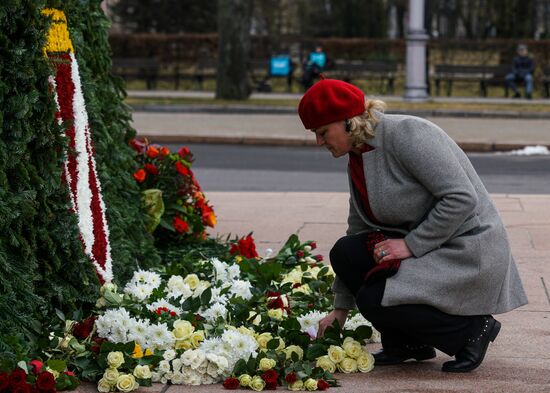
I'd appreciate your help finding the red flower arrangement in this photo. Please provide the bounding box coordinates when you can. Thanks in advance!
[229,234,259,259]
[129,139,216,242]
[0,363,77,393]
[317,379,330,390]
[261,369,279,389]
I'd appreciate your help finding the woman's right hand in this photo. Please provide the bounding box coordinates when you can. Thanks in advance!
[317,309,350,339]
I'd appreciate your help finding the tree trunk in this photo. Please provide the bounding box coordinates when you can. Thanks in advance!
[216,0,253,100]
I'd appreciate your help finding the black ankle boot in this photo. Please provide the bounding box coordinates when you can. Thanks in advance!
[373,344,436,366]
[441,316,501,373]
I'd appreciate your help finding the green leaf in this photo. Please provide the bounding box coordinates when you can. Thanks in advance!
[46,359,67,373]
[200,287,212,305]
[267,338,280,350]
[305,344,327,361]
[55,308,65,322]
[352,325,373,342]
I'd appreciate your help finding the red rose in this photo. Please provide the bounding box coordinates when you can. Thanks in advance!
[36,372,56,391]
[284,372,297,384]
[317,379,330,390]
[144,163,158,175]
[307,303,314,308]
[29,360,44,375]
[159,147,170,158]
[265,380,278,390]
[314,254,324,262]
[172,216,189,233]
[267,296,284,310]
[91,337,107,354]
[175,161,190,176]
[146,146,159,158]
[72,315,96,340]
[261,369,279,384]
[310,241,317,250]
[178,146,190,158]
[11,384,31,393]
[296,250,305,258]
[0,372,9,391]
[133,169,146,182]
[9,369,27,388]
[266,291,281,297]
[222,377,239,389]
[129,138,147,154]
[64,371,75,377]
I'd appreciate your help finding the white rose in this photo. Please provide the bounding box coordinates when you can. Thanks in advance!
[250,376,266,391]
[316,355,336,373]
[337,357,358,373]
[170,372,185,384]
[304,378,318,391]
[342,337,363,359]
[97,378,112,393]
[190,331,205,348]
[158,360,171,373]
[183,274,200,290]
[163,349,177,361]
[258,357,277,371]
[304,245,312,252]
[267,308,284,320]
[288,380,304,391]
[256,332,273,350]
[151,372,161,383]
[103,368,119,385]
[357,352,375,373]
[116,374,138,392]
[133,365,152,380]
[171,358,183,373]
[172,320,194,340]
[107,351,125,369]
[284,345,304,360]
[327,345,346,364]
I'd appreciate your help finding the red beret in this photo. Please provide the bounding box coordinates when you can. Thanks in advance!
[298,79,365,129]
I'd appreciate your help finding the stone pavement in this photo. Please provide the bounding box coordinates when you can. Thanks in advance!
[76,192,550,392]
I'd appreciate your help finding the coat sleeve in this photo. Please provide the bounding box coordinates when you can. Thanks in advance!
[390,118,479,258]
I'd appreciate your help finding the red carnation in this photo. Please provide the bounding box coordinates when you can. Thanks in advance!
[314,254,324,262]
[172,216,189,233]
[36,372,56,391]
[73,315,96,340]
[284,372,297,384]
[146,146,159,158]
[310,242,317,250]
[318,379,330,390]
[133,169,146,183]
[261,369,279,384]
[144,163,158,175]
[296,250,305,258]
[29,360,44,375]
[9,369,27,388]
[229,235,259,259]
[222,377,239,389]
[175,161,190,176]
[0,372,9,391]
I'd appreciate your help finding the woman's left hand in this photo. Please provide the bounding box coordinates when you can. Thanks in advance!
[374,239,412,263]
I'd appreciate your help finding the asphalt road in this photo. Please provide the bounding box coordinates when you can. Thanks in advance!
[168,143,550,194]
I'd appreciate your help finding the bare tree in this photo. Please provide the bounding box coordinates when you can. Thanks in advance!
[216,0,253,100]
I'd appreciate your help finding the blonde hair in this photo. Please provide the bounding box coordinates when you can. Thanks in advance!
[347,99,386,148]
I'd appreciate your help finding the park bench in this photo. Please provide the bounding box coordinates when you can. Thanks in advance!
[433,64,511,97]
[250,57,295,92]
[327,60,398,94]
[112,57,160,90]
[542,66,550,98]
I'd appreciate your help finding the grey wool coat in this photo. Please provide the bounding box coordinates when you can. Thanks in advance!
[332,113,528,316]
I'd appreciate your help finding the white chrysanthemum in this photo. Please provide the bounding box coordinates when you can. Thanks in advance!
[127,318,150,347]
[95,308,132,341]
[227,264,240,281]
[166,276,193,300]
[206,353,229,372]
[147,299,182,315]
[209,287,229,306]
[229,280,253,300]
[123,282,154,302]
[201,303,228,323]
[149,322,175,350]
[199,337,221,355]
[297,310,327,333]
[211,258,229,282]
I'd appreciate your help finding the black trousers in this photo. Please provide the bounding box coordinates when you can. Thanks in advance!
[330,233,486,356]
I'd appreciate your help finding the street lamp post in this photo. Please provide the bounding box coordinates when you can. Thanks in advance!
[404,0,429,101]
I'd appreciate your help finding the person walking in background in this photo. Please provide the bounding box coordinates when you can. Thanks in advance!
[301,45,327,90]
[506,44,535,99]
[297,79,528,373]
